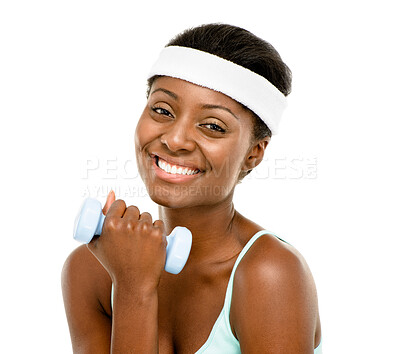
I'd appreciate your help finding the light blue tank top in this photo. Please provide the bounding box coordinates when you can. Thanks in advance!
[194,230,322,353]
[111,230,322,353]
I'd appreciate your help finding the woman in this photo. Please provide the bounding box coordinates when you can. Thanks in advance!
[62,24,322,353]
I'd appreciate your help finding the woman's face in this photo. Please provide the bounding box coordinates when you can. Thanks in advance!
[135,76,260,209]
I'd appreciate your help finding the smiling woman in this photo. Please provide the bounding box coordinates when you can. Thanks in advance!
[136,76,256,208]
[62,23,322,353]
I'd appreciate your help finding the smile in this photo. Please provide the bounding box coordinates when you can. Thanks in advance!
[150,154,204,183]
[155,156,201,175]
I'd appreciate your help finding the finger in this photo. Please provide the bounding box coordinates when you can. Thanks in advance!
[138,212,153,223]
[152,220,166,246]
[106,199,126,218]
[123,205,140,220]
[102,190,116,215]
[153,219,164,231]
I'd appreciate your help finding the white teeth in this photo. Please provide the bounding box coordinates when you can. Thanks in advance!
[157,157,198,175]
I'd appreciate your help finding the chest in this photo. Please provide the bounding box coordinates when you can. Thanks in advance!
[157,264,233,353]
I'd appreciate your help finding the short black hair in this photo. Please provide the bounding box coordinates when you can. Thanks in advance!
[147,23,292,141]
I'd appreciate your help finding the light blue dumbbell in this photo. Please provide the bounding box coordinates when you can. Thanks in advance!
[73,198,192,274]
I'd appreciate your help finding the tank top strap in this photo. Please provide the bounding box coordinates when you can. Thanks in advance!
[111,230,273,313]
[222,230,273,323]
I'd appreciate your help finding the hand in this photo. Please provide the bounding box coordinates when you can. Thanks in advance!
[87,191,167,292]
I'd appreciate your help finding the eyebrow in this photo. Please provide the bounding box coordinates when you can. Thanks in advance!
[150,88,239,120]
[201,104,239,120]
[151,88,178,100]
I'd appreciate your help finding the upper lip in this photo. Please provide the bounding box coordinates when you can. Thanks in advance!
[150,153,204,171]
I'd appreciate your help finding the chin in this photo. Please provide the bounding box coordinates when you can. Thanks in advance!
[146,183,235,210]
[147,193,193,209]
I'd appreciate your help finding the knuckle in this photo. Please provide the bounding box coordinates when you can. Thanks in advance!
[138,221,150,233]
[104,216,119,230]
[150,228,164,245]
[151,227,163,237]
[125,220,135,232]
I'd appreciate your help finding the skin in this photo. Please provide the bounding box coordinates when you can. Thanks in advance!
[62,77,321,353]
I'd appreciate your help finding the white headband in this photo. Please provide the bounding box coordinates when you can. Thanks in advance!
[147,46,287,135]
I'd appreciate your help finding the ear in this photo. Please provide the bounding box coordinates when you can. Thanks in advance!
[242,137,270,172]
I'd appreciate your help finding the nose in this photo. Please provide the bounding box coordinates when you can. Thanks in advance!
[160,120,196,153]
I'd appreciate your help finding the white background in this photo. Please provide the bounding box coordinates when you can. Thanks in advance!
[1,1,399,353]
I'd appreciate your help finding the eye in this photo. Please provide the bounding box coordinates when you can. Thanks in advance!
[200,123,226,133]
[152,106,173,117]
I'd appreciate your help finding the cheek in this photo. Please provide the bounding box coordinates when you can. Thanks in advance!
[203,140,248,180]
[134,114,155,177]
[135,113,155,152]
[227,128,253,164]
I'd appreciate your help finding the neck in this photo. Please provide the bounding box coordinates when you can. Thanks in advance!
[158,195,242,264]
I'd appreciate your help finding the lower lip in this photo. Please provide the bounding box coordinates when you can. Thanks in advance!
[152,157,203,183]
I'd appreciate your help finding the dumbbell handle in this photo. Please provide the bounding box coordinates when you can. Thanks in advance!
[73,198,192,274]
[85,211,175,248]
[89,212,188,262]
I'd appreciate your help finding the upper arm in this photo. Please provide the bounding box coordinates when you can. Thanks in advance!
[230,236,320,354]
[61,245,112,354]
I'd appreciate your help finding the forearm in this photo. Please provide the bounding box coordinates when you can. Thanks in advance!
[111,284,159,353]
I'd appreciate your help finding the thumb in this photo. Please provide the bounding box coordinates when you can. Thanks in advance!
[102,190,116,215]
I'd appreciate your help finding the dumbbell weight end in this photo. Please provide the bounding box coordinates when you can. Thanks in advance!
[73,198,106,244]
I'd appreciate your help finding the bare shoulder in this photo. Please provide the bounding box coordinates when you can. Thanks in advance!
[237,234,316,288]
[62,244,112,315]
[62,244,111,283]
[231,234,321,353]
[61,245,112,353]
